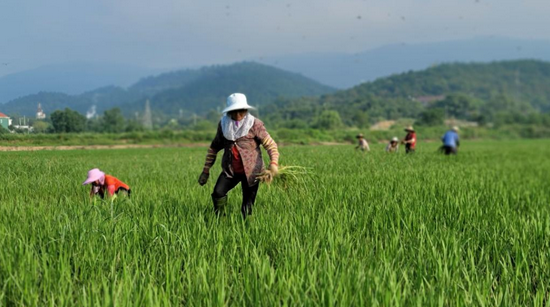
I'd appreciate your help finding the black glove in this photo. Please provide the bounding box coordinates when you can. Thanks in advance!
[198,172,209,186]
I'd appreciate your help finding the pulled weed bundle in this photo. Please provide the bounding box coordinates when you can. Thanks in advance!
[256,165,309,187]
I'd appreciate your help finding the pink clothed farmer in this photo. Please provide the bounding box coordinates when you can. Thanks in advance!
[82,168,131,199]
[198,93,279,218]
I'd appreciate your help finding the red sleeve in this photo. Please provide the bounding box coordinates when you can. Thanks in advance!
[107,185,116,196]
[104,175,117,196]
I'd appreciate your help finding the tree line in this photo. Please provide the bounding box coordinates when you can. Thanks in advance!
[5,60,550,134]
[21,108,146,134]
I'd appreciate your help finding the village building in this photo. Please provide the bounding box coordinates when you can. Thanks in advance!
[36,103,46,119]
[0,112,12,130]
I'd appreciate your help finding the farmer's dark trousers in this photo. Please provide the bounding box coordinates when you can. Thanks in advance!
[212,173,259,216]
[443,145,458,155]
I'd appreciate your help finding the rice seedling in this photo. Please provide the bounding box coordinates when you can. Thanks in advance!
[0,140,549,306]
[256,165,309,185]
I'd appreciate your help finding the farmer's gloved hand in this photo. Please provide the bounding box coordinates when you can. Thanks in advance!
[198,172,209,186]
[269,164,279,176]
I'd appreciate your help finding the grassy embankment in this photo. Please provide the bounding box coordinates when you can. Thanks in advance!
[1,125,549,147]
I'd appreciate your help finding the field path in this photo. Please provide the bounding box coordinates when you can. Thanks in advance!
[0,143,210,152]
[0,141,358,152]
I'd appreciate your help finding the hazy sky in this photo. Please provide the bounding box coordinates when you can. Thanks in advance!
[1,0,549,76]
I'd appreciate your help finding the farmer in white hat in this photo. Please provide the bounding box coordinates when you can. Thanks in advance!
[401,126,417,154]
[198,93,279,218]
[441,126,460,155]
[355,133,370,152]
[385,137,399,153]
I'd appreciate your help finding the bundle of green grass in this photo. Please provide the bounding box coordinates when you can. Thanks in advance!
[256,165,309,187]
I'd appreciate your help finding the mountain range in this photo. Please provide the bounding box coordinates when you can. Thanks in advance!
[256,37,550,88]
[3,37,550,104]
[0,62,335,118]
[0,62,164,104]
[262,59,550,128]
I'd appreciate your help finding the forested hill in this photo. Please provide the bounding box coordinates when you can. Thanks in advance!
[139,62,336,115]
[263,60,550,128]
[1,62,335,117]
[341,60,550,107]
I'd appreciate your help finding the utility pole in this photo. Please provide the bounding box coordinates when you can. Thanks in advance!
[143,100,153,129]
[23,116,28,134]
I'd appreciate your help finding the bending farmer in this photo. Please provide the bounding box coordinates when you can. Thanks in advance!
[386,137,399,153]
[83,168,131,198]
[402,126,417,154]
[355,134,370,152]
[198,93,279,218]
[441,126,460,155]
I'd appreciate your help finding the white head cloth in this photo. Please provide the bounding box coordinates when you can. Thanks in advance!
[221,113,255,141]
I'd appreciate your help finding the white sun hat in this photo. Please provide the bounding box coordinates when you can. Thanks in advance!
[452,126,460,132]
[222,93,255,114]
[391,137,399,142]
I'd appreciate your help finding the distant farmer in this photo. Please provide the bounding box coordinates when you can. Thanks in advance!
[441,126,460,155]
[385,137,399,153]
[83,168,131,199]
[402,126,417,154]
[355,134,370,152]
[198,93,279,218]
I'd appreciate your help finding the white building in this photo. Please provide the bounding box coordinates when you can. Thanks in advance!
[36,103,46,119]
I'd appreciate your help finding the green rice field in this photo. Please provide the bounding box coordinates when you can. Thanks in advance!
[1,140,549,306]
